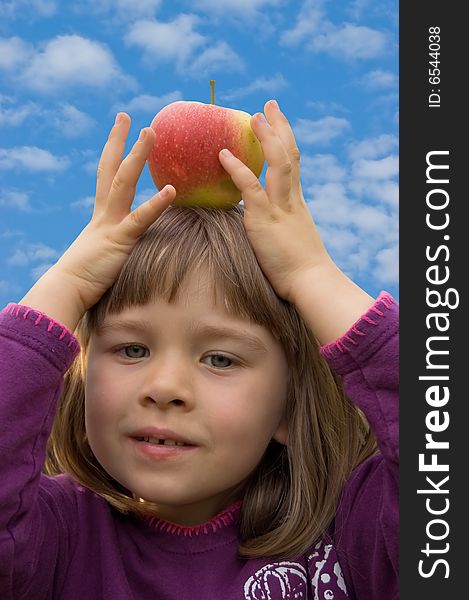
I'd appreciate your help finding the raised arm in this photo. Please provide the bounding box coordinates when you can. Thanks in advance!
[19,114,175,332]
[0,114,175,598]
[218,99,374,344]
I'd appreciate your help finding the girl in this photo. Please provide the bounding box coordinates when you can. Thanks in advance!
[0,101,398,599]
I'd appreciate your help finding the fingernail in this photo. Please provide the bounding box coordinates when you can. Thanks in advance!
[221,148,233,158]
[138,128,147,141]
[256,112,267,124]
[115,112,124,125]
[270,99,279,110]
[160,185,169,197]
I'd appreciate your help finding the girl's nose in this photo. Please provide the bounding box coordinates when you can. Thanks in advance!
[139,353,194,410]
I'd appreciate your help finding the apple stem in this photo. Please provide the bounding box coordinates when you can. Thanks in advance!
[210,80,215,105]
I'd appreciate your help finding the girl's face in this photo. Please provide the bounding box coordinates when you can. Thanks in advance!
[85,269,288,525]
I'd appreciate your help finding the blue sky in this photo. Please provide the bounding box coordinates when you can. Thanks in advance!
[0,0,398,310]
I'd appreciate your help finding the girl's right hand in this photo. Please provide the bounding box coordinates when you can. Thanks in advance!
[19,113,176,331]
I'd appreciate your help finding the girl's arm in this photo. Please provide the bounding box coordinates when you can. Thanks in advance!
[0,305,80,598]
[287,262,374,345]
[19,115,175,332]
[320,292,399,600]
[218,99,375,344]
[0,115,175,597]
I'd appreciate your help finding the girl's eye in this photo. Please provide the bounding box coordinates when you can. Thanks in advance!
[203,354,235,369]
[118,345,148,359]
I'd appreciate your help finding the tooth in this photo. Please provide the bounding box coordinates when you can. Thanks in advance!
[138,436,186,446]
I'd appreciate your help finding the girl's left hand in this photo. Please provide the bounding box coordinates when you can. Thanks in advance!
[218,99,335,305]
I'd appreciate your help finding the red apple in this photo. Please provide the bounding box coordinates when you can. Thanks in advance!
[147,101,264,208]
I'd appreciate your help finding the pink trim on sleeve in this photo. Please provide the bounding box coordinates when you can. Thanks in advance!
[1,303,80,351]
[320,291,397,358]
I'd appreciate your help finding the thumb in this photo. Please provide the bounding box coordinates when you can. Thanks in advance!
[121,185,176,238]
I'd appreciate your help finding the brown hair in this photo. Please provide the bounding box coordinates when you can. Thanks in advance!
[44,204,376,558]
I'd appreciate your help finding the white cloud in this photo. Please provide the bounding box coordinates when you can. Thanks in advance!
[83,157,99,175]
[125,16,206,69]
[315,24,386,60]
[306,181,398,286]
[78,149,101,175]
[7,242,60,266]
[372,247,399,285]
[220,74,287,102]
[19,35,134,94]
[294,116,350,145]
[0,229,23,239]
[0,279,21,295]
[0,190,32,211]
[349,180,398,208]
[280,0,387,60]
[186,0,282,24]
[300,154,346,185]
[351,203,394,233]
[125,16,243,77]
[300,126,399,288]
[74,0,161,19]
[0,96,37,126]
[71,195,95,211]
[347,141,400,214]
[0,36,32,71]
[31,0,56,14]
[189,41,244,77]
[0,98,94,138]
[348,0,397,23]
[306,99,348,115]
[315,224,360,257]
[280,0,322,47]
[114,91,183,116]
[348,134,398,160]
[52,104,96,138]
[110,0,161,13]
[352,155,398,180]
[306,182,351,227]
[0,0,56,19]
[190,0,284,35]
[191,0,283,14]
[0,146,69,172]
[362,69,398,90]
[347,0,372,20]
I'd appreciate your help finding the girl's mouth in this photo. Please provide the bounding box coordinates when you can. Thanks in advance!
[135,436,188,446]
[130,437,198,459]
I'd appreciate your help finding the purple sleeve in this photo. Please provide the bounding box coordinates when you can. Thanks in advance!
[320,292,399,600]
[0,304,80,599]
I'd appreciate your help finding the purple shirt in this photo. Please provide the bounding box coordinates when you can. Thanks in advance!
[0,292,398,599]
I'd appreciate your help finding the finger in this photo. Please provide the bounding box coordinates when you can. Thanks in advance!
[263,100,302,194]
[250,112,292,207]
[120,184,176,239]
[105,126,157,221]
[95,113,131,214]
[218,149,270,210]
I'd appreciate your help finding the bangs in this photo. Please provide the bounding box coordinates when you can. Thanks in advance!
[84,205,302,355]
